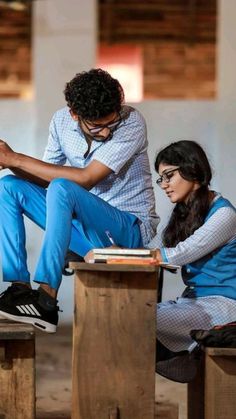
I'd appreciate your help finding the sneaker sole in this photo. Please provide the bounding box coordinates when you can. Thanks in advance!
[0,310,57,333]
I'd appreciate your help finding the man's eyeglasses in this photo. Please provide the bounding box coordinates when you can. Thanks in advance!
[156,168,179,186]
[81,114,121,135]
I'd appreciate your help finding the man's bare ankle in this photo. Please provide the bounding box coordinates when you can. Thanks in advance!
[12,281,31,289]
[39,284,57,299]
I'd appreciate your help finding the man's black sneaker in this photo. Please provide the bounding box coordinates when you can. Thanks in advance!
[0,283,31,307]
[63,250,84,276]
[0,285,59,333]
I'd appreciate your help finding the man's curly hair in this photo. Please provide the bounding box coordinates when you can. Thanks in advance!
[64,68,124,120]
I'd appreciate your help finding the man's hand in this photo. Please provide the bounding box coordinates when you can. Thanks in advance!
[0,140,16,169]
[84,249,95,263]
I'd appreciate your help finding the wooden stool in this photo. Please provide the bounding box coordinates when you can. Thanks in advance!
[0,319,35,419]
[188,347,236,419]
[70,262,159,419]
[205,347,236,419]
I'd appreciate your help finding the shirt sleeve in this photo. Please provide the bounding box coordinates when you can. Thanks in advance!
[43,113,67,165]
[162,207,236,266]
[146,233,163,249]
[92,109,147,174]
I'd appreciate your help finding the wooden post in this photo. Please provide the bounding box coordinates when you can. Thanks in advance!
[187,355,205,419]
[0,320,35,419]
[188,347,236,419]
[71,263,159,419]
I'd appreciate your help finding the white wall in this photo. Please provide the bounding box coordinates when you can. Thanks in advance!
[0,0,235,321]
[0,99,34,153]
[33,0,97,156]
[217,0,236,203]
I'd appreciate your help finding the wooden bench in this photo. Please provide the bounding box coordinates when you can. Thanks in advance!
[188,347,236,419]
[70,262,159,419]
[157,269,236,418]
[0,319,35,419]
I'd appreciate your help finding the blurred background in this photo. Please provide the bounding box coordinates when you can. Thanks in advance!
[0,0,235,322]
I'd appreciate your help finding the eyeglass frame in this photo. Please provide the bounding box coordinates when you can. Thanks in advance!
[156,167,180,186]
[81,113,122,135]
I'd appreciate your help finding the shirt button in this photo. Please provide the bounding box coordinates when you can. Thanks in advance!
[187,268,191,273]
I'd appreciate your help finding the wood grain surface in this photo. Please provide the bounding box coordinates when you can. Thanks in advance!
[72,268,158,419]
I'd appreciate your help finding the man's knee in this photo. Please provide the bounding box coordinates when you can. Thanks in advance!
[47,178,84,197]
[0,175,21,196]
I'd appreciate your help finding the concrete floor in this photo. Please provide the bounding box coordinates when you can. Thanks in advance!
[36,325,187,419]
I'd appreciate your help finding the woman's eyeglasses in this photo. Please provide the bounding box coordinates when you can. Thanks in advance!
[81,115,121,135]
[156,168,179,186]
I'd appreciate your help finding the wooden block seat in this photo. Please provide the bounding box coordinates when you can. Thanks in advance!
[188,347,236,419]
[0,319,35,419]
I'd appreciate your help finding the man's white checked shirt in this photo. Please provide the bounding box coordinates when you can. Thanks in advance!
[43,105,159,245]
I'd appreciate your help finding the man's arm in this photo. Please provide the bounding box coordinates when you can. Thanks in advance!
[9,168,49,188]
[0,140,112,189]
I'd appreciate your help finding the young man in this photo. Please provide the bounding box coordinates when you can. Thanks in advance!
[0,68,159,332]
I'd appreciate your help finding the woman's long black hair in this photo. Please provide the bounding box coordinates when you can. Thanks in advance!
[155,140,212,247]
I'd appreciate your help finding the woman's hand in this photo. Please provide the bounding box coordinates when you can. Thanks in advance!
[84,249,95,263]
[150,248,162,264]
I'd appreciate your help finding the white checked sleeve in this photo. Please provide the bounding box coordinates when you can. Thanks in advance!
[43,113,67,165]
[146,233,163,249]
[162,207,236,266]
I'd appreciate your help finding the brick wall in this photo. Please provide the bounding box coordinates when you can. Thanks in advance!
[0,0,217,99]
[99,0,217,99]
[0,4,32,98]
[143,42,216,99]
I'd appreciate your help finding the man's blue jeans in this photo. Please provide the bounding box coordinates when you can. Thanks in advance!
[0,175,142,290]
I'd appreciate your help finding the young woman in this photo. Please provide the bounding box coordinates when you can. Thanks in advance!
[149,140,236,382]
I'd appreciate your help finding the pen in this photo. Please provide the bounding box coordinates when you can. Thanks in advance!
[105,230,116,246]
